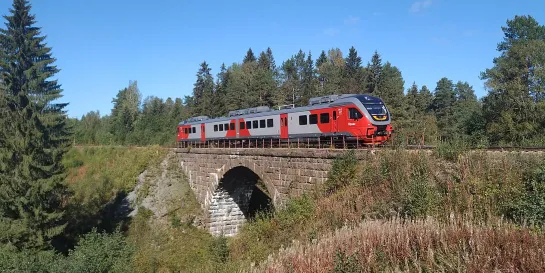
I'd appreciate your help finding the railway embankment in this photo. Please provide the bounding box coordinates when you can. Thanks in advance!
[8,146,545,272]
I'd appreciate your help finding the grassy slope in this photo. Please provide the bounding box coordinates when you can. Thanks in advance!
[60,146,545,272]
[59,145,168,248]
[224,150,545,272]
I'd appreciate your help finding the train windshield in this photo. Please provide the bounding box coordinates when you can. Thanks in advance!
[364,104,387,115]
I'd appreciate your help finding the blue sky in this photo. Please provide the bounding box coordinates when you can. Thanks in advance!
[1,0,544,118]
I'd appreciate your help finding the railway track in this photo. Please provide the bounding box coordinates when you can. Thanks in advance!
[73,143,545,152]
[170,139,545,152]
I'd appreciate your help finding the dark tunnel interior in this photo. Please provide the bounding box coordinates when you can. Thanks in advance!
[220,166,273,219]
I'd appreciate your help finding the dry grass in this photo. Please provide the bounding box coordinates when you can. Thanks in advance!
[249,218,545,273]
[226,150,545,272]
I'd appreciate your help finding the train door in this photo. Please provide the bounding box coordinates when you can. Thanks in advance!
[332,109,339,133]
[200,123,205,142]
[280,114,288,139]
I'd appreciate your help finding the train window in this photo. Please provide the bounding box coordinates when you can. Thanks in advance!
[240,122,245,130]
[214,125,218,132]
[224,123,229,130]
[267,119,273,127]
[349,108,363,120]
[299,115,307,125]
[309,114,318,124]
[230,123,235,131]
[246,121,251,129]
[253,120,258,129]
[260,119,266,128]
[192,127,196,134]
[183,128,187,134]
[284,118,288,126]
[219,124,223,131]
[320,113,329,124]
[333,111,337,120]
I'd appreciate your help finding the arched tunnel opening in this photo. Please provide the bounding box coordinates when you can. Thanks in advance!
[209,166,273,236]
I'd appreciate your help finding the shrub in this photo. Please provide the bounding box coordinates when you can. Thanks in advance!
[324,150,358,195]
[434,138,470,162]
[63,228,135,273]
[330,249,361,273]
[508,161,545,227]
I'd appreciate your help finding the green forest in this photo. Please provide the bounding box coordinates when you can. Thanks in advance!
[2,0,545,272]
[71,15,545,148]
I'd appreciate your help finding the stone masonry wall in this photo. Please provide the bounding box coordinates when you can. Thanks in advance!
[175,148,378,235]
[208,185,253,236]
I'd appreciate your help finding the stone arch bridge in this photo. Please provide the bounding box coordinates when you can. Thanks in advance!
[175,148,365,236]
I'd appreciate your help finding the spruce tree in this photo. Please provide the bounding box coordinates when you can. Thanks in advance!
[345,46,362,77]
[430,77,457,139]
[243,48,256,63]
[0,0,71,250]
[265,47,276,71]
[406,82,419,119]
[316,50,328,68]
[191,61,214,116]
[366,50,383,93]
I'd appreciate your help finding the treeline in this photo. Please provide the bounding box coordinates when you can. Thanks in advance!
[72,14,545,147]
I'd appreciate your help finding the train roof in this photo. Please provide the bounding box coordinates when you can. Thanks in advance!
[178,94,385,126]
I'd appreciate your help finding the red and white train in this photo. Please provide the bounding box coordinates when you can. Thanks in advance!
[176,94,393,146]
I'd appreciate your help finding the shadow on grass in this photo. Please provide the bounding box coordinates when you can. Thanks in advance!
[52,190,133,255]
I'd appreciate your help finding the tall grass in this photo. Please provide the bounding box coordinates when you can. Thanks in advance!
[225,150,545,271]
[249,218,545,273]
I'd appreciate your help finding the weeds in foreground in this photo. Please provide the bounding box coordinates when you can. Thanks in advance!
[250,218,545,273]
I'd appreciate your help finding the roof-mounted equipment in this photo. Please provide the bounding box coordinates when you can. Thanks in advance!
[228,106,271,117]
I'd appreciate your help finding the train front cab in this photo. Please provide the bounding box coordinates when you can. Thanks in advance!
[344,98,393,144]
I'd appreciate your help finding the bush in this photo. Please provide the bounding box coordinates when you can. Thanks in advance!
[330,249,361,273]
[63,228,135,273]
[0,246,63,273]
[509,162,545,227]
[434,138,470,162]
[324,150,358,195]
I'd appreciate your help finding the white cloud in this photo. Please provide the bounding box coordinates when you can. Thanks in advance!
[409,0,432,13]
[324,27,340,37]
[344,15,360,25]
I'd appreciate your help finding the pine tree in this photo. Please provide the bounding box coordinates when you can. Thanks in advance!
[366,50,383,93]
[481,15,545,144]
[416,85,433,113]
[0,0,72,250]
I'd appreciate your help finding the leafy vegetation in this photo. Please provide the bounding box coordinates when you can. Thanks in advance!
[1,1,545,272]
